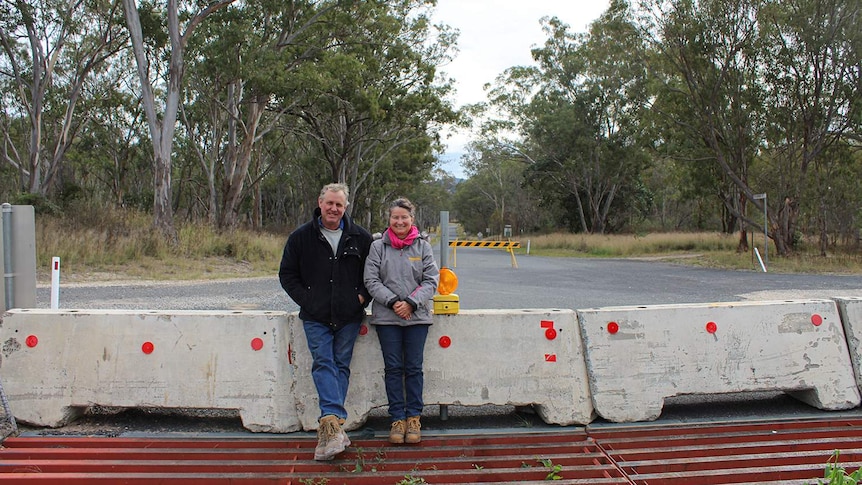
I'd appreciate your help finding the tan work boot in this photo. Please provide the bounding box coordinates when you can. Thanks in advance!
[314,415,346,461]
[389,419,406,444]
[405,416,421,444]
[338,417,351,448]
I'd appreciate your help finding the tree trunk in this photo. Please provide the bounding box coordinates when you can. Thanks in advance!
[220,98,265,229]
[123,0,234,241]
[736,192,748,252]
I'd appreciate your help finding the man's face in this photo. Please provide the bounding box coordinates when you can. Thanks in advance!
[318,190,348,230]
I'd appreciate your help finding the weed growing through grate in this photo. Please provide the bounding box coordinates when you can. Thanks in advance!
[539,458,563,480]
[811,451,862,485]
[396,475,427,485]
[341,447,386,473]
[299,479,328,485]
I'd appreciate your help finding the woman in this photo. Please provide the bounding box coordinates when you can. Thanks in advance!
[364,197,439,444]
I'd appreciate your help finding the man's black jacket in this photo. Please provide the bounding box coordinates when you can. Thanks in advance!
[279,208,372,326]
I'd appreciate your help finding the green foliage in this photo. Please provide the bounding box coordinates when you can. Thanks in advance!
[3,0,862,252]
[9,193,61,215]
[395,476,427,485]
[539,458,563,480]
[811,451,862,485]
[342,447,386,474]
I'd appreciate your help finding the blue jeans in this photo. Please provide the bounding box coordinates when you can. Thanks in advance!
[375,324,430,422]
[303,320,361,420]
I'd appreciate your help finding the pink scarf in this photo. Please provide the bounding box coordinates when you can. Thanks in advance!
[387,226,419,249]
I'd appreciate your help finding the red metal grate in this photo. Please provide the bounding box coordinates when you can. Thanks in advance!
[0,417,860,484]
[592,417,862,484]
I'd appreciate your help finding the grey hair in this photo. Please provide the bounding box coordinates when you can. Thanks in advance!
[388,197,415,217]
[319,183,349,204]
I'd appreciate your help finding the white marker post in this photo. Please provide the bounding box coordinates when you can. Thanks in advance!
[51,257,60,309]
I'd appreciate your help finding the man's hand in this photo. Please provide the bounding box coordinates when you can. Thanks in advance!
[358,294,365,305]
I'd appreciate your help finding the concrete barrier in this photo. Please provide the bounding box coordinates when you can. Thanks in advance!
[1,308,594,432]
[833,297,862,393]
[4,300,858,432]
[578,299,861,423]
[0,309,299,432]
[291,309,595,430]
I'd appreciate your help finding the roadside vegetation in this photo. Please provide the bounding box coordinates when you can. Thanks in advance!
[5,0,862,270]
[522,232,862,275]
[35,207,862,284]
[36,208,285,283]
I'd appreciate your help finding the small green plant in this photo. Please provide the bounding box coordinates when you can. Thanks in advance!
[539,458,563,480]
[811,451,862,484]
[472,463,484,470]
[299,479,328,485]
[341,447,386,473]
[396,475,427,485]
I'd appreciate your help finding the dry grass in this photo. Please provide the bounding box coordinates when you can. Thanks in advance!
[36,207,286,283]
[522,232,862,274]
[524,232,738,257]
[35,207,862,282]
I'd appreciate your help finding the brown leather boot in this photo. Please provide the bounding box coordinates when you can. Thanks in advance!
[338,417,350,448]
[405,416,421,444]
[314,415,346,461]
[389,419,406,444]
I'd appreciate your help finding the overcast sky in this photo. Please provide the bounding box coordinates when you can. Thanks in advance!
[430,0,611,177]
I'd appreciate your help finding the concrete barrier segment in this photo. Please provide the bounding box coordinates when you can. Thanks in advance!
[425,309,595,426]
[291,309,596,431]
[833,297,862,393]
[0,309,299,432]
[578,299,861,423]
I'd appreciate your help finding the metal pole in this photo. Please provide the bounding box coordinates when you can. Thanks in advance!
[438,210,449,421]
[2,203,13,311]
[763,194,769,266]
[439,211,449,268]
[752,194,767,269]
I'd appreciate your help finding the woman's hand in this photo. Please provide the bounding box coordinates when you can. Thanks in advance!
[392,300,413,320]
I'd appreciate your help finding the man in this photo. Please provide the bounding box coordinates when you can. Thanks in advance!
[279,183,372,461]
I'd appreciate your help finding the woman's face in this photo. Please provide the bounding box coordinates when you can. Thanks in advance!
[389,206,413,238]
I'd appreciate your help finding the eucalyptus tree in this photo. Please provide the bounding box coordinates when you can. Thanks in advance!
[0,0,127,196]
[757,0,862,255]
[640,0,861,255]
[284,0,459,218]
[638,0,768,250]
[456,139,529,236]
[181,1,344,229]
[63,64,149,208]
[486,1,651,234]
[120,0,235,241]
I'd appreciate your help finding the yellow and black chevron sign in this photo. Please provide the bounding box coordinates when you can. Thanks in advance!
[448,240,520,249]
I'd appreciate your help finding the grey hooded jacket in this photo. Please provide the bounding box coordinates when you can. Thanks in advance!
[364,229,439,326]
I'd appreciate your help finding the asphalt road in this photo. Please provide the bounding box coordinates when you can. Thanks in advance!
[37,247,862,311]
